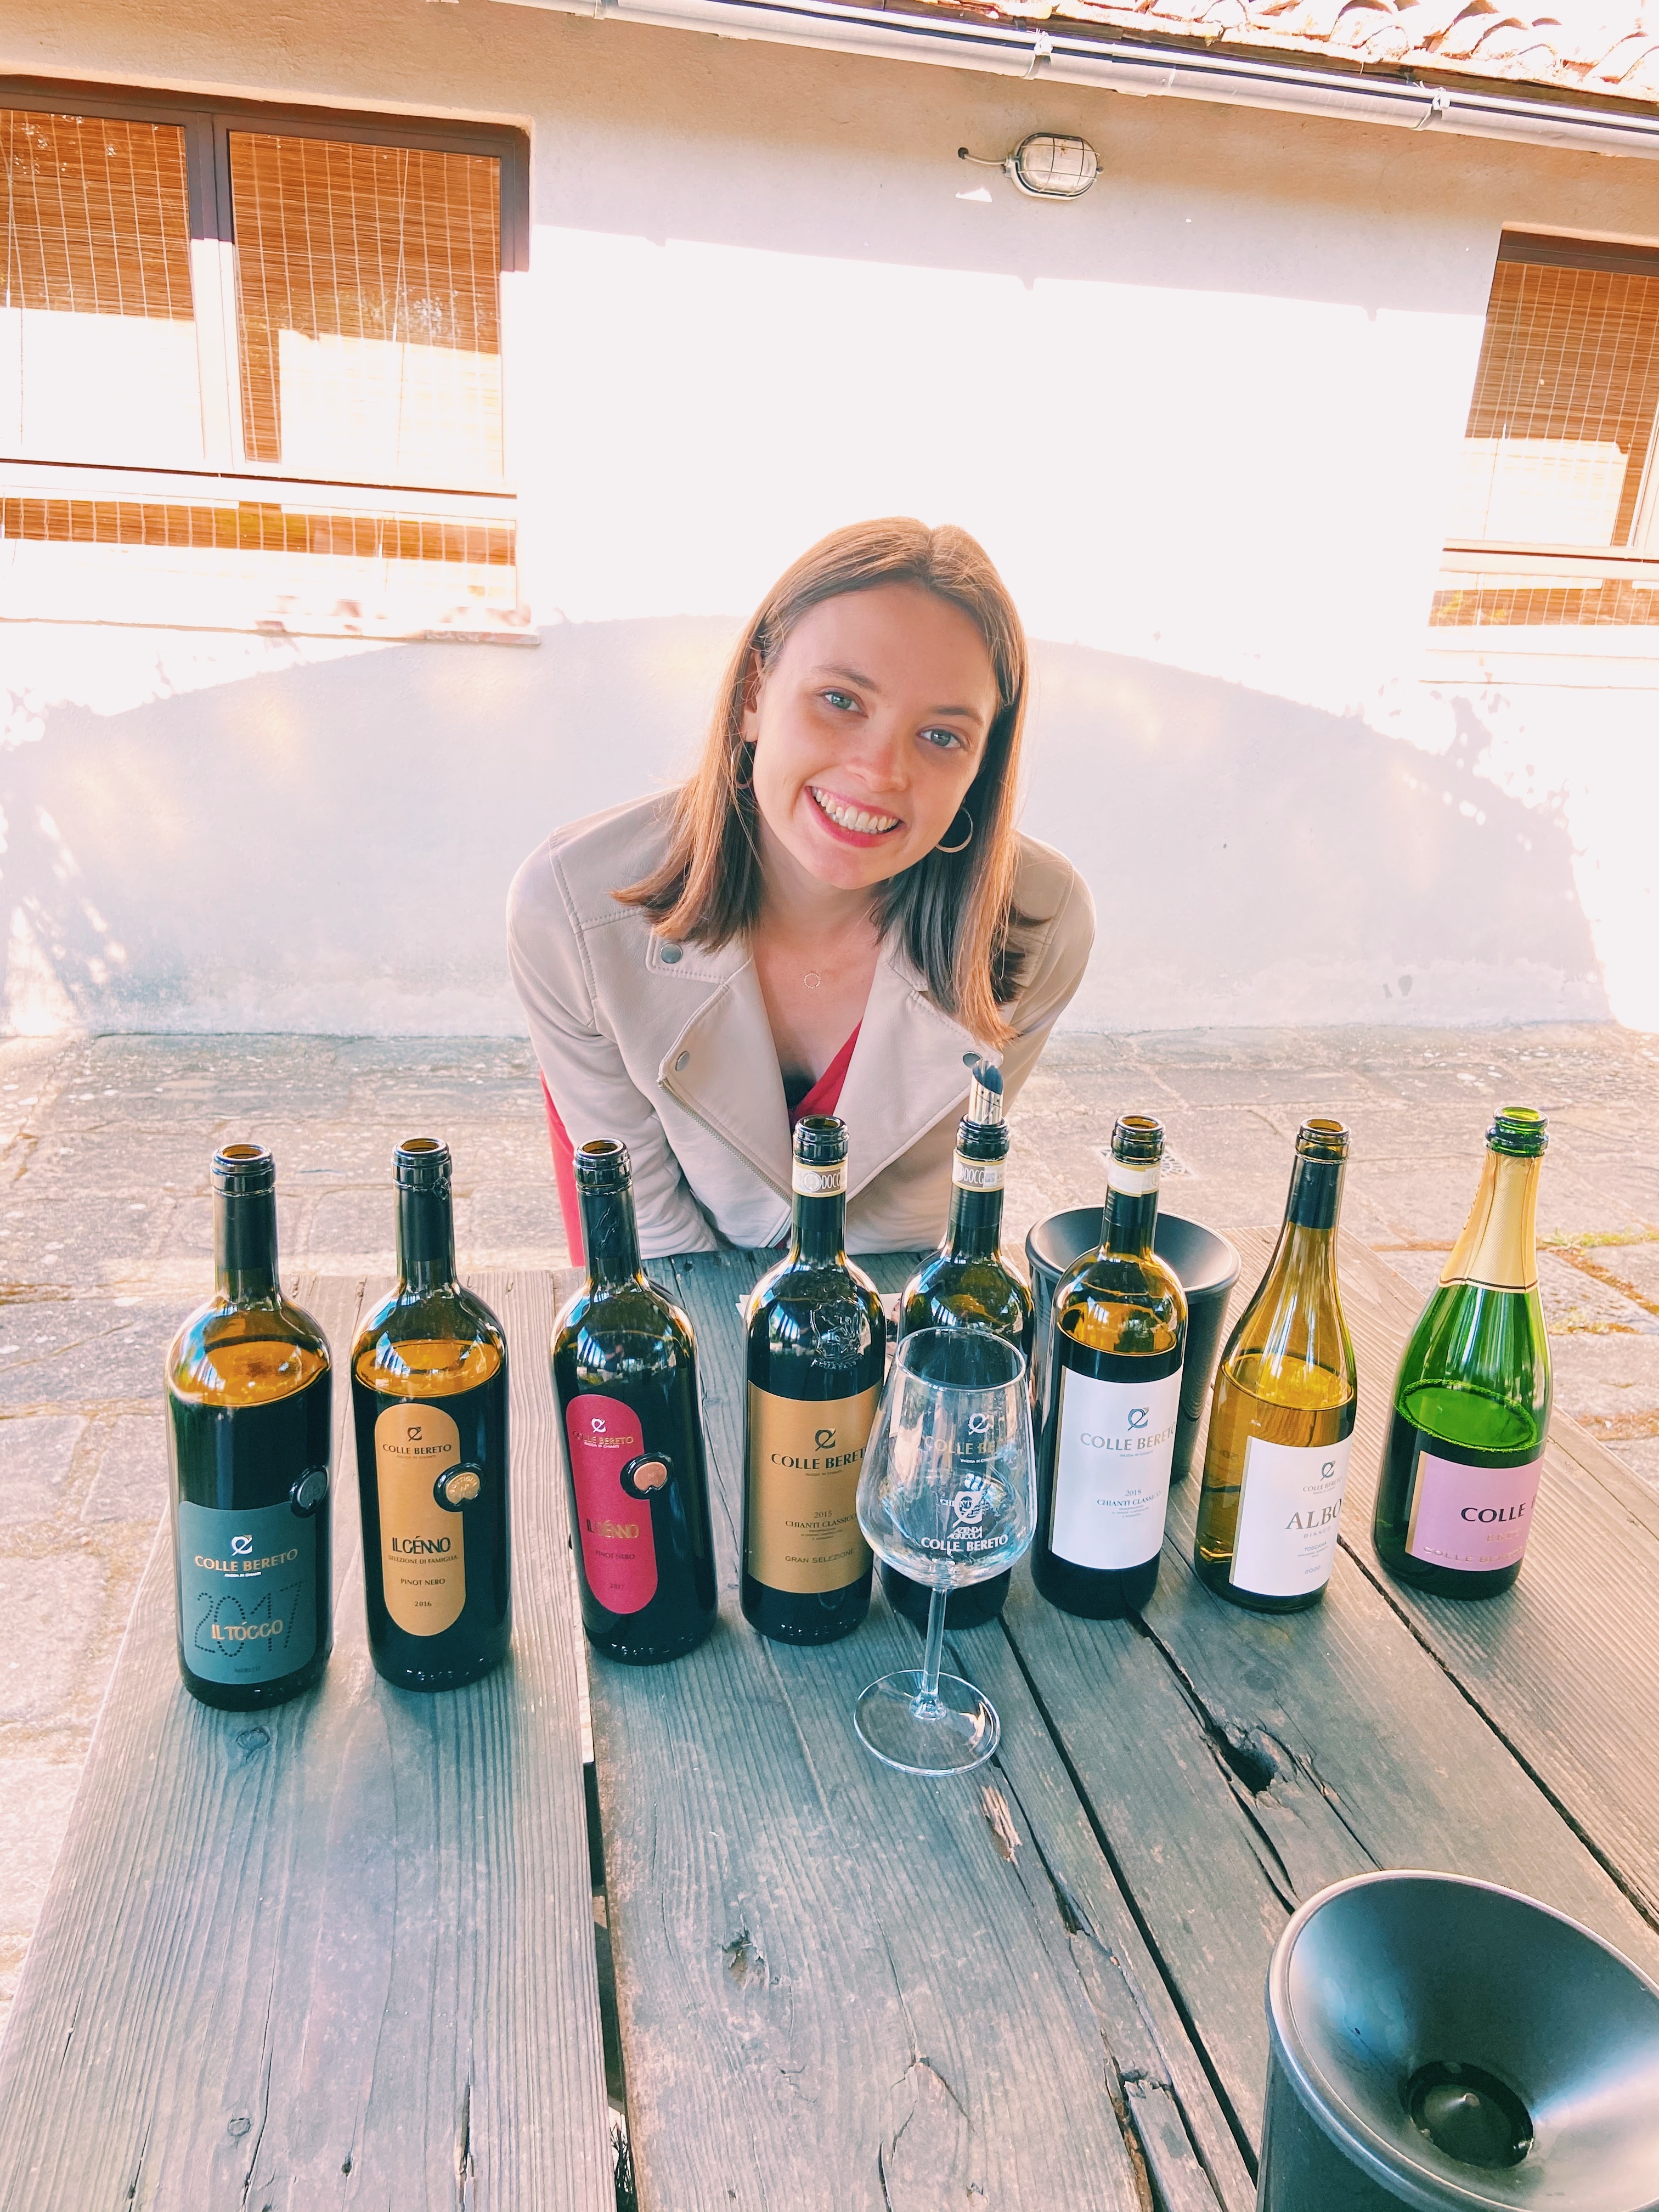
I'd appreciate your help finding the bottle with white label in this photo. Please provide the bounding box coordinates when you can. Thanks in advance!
[1373,1107,1551,1599]
[551,1138,717,1664]
[167,1143,332,1711]
[1194,1120,1357,1612]
[1032,1115,1187,1620]
[351,1139,511,1690]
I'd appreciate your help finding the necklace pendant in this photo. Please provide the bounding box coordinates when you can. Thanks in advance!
[803,970,822,990]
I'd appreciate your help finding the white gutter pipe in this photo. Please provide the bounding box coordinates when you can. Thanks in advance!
[496,0,1659,160]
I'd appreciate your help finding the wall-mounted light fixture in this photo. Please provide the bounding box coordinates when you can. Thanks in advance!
[957,133,1099,200]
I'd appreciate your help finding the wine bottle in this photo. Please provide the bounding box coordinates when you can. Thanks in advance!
[1373,1107,1551,1598]
[1032,1115,1187,1620]
[552,1138,718,1664]
[166,1143,332,1710]
[742,1114,885,1645]
[1193,1120,1357,1612]
[884,1060,1032,1633]
[351,1139,511,1690]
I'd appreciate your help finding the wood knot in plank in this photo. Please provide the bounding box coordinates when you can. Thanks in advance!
[722,1927,771,1987]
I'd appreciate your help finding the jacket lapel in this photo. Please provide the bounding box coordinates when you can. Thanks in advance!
[656,949,795,1200]
[836,945,978,1199]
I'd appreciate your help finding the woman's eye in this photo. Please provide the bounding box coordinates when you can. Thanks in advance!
[919,726,966,751]
[821,689,858,713]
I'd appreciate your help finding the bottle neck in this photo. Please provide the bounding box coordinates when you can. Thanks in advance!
[1442,1149,1541,1293]
[792,1190,847,1267]
[397,1182,459,1295]
[945,1181,1006,1262]
[581,1182,645,1291]
[1101,1187,1158,1258]
[215,1188,279,1303]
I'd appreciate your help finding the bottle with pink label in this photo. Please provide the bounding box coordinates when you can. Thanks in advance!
[1372,1106,1552,1599]
[552,1138,718,1663]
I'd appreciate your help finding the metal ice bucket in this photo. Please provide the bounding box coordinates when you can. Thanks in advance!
[1259,1870,1659,2209]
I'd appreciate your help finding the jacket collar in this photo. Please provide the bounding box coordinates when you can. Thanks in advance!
[656,933,977,1205]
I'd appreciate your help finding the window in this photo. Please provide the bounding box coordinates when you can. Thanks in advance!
[2,84,528,639]
[1432,232,1659,632]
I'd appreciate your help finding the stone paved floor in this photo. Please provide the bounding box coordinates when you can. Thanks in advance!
[2,1022,1657,2038]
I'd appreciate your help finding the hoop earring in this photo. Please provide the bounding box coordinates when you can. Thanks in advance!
[936,806,974,855]
[733,744,754,795]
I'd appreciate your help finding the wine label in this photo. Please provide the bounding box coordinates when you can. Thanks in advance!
[1406,1444,1544,1573]
[793,1158,847,1198]
[1049,1365,1182,1571]
[746,1384,877,1593]
[177,1497,317,1686]
[374,1403,467,1636]
[1105,1158,1160,1198]
[565,1393,660,1616]
[1229,1434,1354,1598]
[953,1151,1005,1190]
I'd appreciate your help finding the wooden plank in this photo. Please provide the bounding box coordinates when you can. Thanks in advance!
[1326,1230,1659,1928]
[588,1247,1248,2212]
[1000,1231,1659,2153]
[0,1271,612,2212]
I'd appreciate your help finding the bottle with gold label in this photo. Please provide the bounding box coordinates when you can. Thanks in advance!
[167,1143,333,1711]
[742,1115,885,1645]
[884,1060,1032,1633]
[1194,1120,1357,1612]
[351,1139,510,1690]
[1373,1107,1551,1599]
[551,1138,718,1664]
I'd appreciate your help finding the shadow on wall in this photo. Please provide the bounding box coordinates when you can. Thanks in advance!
[0,619,1605,1034]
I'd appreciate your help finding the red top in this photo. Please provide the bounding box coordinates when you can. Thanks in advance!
[791,1026,860,1128]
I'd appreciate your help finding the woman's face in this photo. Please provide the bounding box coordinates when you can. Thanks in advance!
[744,583,998,894]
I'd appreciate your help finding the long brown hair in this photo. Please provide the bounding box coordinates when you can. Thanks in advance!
[615,518,1030,1045]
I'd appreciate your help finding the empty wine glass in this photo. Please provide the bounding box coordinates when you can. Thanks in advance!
[854,1328,1036,1775]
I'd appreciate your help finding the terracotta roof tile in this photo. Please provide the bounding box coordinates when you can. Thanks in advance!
[894,0,1659,105]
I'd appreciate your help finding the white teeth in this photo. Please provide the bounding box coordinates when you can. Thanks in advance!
[811,787,899,836]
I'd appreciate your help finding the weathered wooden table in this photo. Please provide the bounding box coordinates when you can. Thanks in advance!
[2,1234,1657,2211]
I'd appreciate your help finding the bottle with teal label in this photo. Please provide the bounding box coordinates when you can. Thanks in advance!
[1372,1107,1551,1599]
[167,1144,332,1709]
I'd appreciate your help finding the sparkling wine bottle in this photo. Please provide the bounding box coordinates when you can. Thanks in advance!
[1193,1120,1357,1612]
[552,1138,718,1665]
[1033,1115,1187,1620]
[167,1143,332,1711]
[351,1139,511,1691]
[884,1060,1032,1633]
[1372,1107,1551,1598]
[742,1115,885,1645]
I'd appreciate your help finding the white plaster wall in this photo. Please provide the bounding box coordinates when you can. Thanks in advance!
[2,0,1655,1034]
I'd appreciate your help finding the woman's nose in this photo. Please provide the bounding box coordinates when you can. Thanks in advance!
[844,726,906,793]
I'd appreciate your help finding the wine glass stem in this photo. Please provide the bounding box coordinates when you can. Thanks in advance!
[919,1584,948,1709]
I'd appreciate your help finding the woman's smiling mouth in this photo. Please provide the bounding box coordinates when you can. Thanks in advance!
[808,785,904,839]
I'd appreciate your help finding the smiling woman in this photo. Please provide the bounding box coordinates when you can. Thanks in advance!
[506,519,1095,1256]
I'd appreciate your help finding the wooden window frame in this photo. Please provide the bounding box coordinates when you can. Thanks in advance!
[1437,229,1659,622]
[2,76,528,498]
[2,78,529,637]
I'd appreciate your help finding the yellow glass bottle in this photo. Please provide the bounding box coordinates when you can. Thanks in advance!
[1193,1119,1356,1612]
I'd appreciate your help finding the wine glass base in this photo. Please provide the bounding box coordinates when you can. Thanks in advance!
[854,1671,1000,1776]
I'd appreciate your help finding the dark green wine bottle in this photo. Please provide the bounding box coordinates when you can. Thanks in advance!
[552,1139,718,1664]
[1032,1115,1187,1620]
[1372,1107,1551,1598]
[167,1143,332,1711]
[742,1115,885,1645]
[351,1139,511,1690]
[884,1061,1032,1633]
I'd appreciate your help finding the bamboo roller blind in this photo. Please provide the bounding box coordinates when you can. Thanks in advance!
[229,132,503,479]
[2,109,193,319]
[1451,257,1659,550]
